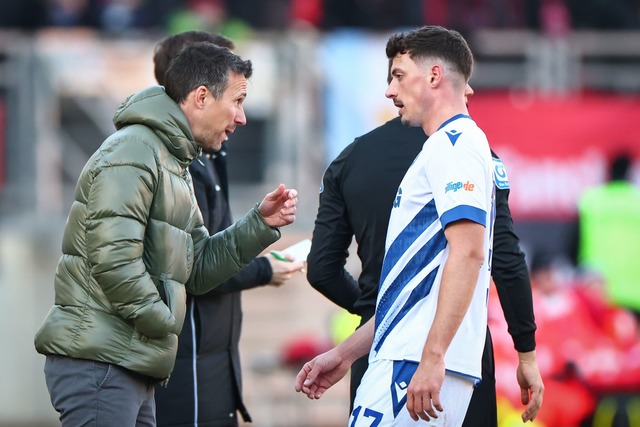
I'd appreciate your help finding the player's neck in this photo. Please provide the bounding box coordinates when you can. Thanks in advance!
[423,102,468,136]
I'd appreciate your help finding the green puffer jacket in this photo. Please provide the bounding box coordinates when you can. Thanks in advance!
[34,86,280,380]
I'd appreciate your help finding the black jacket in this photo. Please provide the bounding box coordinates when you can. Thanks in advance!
[307,116,536,387]
[155,148,272,427]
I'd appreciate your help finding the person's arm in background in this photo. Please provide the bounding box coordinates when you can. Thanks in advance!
[190,160,304,295]
[490,151,544,422]
[306,144,362,314]
[208,255,303,294]
[188,184,297,295]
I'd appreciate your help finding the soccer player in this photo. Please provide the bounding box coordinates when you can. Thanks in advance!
[296,25,502,426]
[306,56,542,427]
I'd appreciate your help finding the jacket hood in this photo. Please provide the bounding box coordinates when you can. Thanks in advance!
[113,86,199,163]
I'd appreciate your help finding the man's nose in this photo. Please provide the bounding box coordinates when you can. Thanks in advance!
[235,107,247,125]
[385,84,396,99]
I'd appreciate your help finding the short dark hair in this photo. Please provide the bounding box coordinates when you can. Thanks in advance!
[386,25,473,82]
[153,31,235,86]
[164,42,252,104]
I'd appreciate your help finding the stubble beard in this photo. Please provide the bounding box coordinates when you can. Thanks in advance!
[400,114,418,128]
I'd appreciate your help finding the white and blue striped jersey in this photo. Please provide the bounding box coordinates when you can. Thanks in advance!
[372,114,495,382]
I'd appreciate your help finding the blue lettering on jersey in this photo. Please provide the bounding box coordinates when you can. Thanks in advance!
[493,158,510,189]
[445,129,462,145]
[393,187,403,208]
[446,181,462,192]
[445,181,475,193]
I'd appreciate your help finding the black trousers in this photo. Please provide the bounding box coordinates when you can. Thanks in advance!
[462,328,497,427]
[349,327,497,427]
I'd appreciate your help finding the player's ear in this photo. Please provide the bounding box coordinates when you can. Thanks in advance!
[429,65,443,86]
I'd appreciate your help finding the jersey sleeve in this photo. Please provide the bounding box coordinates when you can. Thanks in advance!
[426,132,490,229]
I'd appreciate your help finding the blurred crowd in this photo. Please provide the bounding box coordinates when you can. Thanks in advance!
[1,0,639,36]
[490,253,640,426]
[492,152,640,427]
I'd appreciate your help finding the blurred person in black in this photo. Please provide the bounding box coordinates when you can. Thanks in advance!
[321,0,423,30]
[152,31,305,427]
[307,81,543,424]
[0,0,44,28]
[0,0,95,29]
[566,0,640,29]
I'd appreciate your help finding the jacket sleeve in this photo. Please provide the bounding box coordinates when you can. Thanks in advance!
[306,148,362,313]
[187,205,280,295]
[491,182,537,352]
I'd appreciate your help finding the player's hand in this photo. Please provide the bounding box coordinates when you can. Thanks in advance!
[406,357,445,421]
[517,350,544,422]
[294,348,350,399]
[258,184,298,228]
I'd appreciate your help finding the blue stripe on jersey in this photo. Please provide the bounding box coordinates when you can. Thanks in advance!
[440,205,487,229]
[374,265,441,353]
[376,226,446,334]
[380,199,438,285]
[436,114,471,132]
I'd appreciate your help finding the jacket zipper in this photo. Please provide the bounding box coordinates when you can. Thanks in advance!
[189,298,199,427]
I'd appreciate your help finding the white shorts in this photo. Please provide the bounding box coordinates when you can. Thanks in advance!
[349,359,474,427]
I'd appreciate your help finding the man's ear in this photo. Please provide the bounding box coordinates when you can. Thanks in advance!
[429,64,443,86]
[194,85,208,108]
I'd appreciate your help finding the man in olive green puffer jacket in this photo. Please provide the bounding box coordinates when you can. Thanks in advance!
[34,42,298,427]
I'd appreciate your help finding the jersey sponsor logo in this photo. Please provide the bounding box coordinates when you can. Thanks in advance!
[445,180,475,193]
[445,129,462,145]
[492,158,510,189]
[393,187,403,208]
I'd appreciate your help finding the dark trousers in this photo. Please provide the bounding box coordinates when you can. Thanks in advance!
[44,355,156,426]
[349,327,497,427]
[462,329,497,427]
